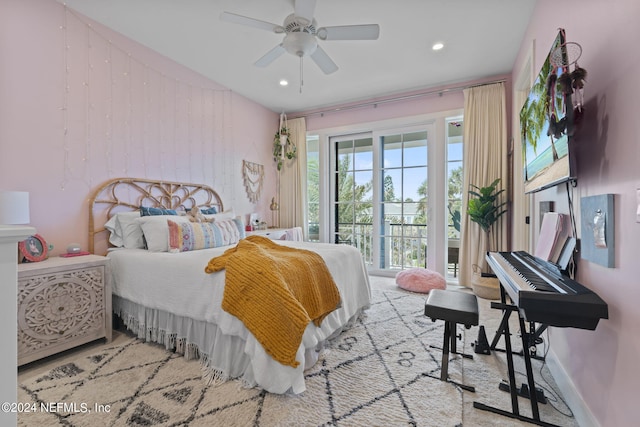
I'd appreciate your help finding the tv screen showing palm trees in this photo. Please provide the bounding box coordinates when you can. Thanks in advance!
[521,29,577,194]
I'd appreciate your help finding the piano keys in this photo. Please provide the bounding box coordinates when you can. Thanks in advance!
[486,251,608,330]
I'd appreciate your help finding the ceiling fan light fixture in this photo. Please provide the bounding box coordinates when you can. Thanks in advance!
[221,1,379,76]
[316,28,328,40]
[283,31,318,57]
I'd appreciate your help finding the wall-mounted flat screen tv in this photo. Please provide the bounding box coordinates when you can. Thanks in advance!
[521,30,577,194]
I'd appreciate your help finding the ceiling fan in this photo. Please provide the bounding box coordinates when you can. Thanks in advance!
[220,0,380,75]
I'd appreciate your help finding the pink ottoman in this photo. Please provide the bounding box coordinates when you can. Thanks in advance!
[396,268,446,293]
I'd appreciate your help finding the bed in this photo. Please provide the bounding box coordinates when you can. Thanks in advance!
[89,178,371,394]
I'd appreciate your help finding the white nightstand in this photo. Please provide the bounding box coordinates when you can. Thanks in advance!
[246,227,303,241]
[17,255,112,366]
[247,228,288,240]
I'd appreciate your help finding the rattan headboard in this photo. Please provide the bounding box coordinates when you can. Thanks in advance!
[89,178,223,254]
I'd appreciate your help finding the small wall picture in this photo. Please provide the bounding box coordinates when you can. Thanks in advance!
[580,194,615,268]
[19,234,48,263]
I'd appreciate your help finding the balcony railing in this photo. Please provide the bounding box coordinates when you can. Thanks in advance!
[332,222,457,274]
[308,221,459,276]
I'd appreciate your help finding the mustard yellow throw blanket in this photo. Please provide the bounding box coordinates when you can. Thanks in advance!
[204,235,341,368]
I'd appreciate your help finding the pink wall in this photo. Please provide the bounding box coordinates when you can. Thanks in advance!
[513,0,640,425]
[0,0,278,255]
[295,77,511,132]
[3,0,637,424]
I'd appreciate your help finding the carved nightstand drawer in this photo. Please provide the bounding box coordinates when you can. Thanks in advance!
[17,255,112,366]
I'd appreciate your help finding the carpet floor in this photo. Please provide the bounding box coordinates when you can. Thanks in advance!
[17,277,579,427]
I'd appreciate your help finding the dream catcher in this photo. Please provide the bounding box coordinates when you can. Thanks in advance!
[544,29,587,144]
[549,29,586,113]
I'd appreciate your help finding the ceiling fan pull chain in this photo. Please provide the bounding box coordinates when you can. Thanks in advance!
[300,56,304,94]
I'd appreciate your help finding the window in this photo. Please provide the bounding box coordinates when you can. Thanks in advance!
[446,119,464,277]
[307,112,463,279]
[378,130,428,269]
[306,135,320,242]
[333,134,373,264]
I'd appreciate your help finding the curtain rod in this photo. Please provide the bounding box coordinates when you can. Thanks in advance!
[290,78,507,119]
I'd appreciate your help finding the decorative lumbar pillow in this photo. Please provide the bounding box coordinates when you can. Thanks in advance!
[140,206,178,216]
[167,218,246,252]
[168,220,218,252]
[395,268,446,293]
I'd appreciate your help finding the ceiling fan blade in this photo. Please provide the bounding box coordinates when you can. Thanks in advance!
[294,0,317,24]
[254,44,286,67]
[220,11,283,33]
[317,24,380,41]
[310,46,338,74]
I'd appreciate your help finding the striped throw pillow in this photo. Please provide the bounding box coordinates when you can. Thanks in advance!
[167,218,245,252]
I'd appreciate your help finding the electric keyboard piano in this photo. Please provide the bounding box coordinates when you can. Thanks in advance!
[486,251,608,330]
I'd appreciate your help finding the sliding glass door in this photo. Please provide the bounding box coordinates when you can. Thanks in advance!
[320,114,462,277]
[378,130,428,269]
[329,124,436,273]
[333,134,374,264]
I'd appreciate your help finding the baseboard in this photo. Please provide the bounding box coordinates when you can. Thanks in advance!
[546,349,600,427]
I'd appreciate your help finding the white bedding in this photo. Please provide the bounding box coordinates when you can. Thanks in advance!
[107,240,371,394]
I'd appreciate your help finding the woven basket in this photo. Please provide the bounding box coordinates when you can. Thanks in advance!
[471,265,500,300]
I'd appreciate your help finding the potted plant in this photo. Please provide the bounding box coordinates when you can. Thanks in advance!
[466,178,507,299]
[273,126,297,171]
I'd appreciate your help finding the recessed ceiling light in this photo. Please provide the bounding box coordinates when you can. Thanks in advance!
[432,42,444,51]
[279,79,289,86]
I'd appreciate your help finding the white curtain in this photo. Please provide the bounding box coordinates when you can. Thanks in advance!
[458,83,508,287]
[279,117,307,236]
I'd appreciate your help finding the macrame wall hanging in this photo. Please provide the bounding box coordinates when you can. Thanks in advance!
[242,160,264,203]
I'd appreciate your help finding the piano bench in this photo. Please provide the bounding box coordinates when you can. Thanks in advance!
[424,289,479,392]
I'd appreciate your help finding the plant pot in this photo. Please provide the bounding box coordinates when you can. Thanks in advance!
[471,272,500,300]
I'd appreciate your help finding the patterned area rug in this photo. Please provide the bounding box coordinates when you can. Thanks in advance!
[18,289,467,426]
[18,286,581,427]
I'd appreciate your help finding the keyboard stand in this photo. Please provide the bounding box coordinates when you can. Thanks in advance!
[490,305,547,362]
[473,285,560,427]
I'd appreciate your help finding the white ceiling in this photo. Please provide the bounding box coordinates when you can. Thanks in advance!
[61,0,536,113]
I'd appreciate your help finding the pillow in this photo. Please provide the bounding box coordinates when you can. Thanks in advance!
[203,209,236,222]
[215,217,246,243]
[136,215,189,252]
[168,218,245,252]
[104,211,143,248]
[104,215,123,247]
[395,268,446,293]
[186,206,218,215]
[118,212,145,248]
[200,206,218,215]
[140,206,178,216]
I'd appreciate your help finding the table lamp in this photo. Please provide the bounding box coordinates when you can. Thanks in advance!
[270,197,279,228]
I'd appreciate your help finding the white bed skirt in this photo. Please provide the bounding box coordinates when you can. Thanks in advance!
[113,294,366,394]
[108,240,371,394]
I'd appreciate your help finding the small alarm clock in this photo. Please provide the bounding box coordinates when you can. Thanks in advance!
[66,243,82,254]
